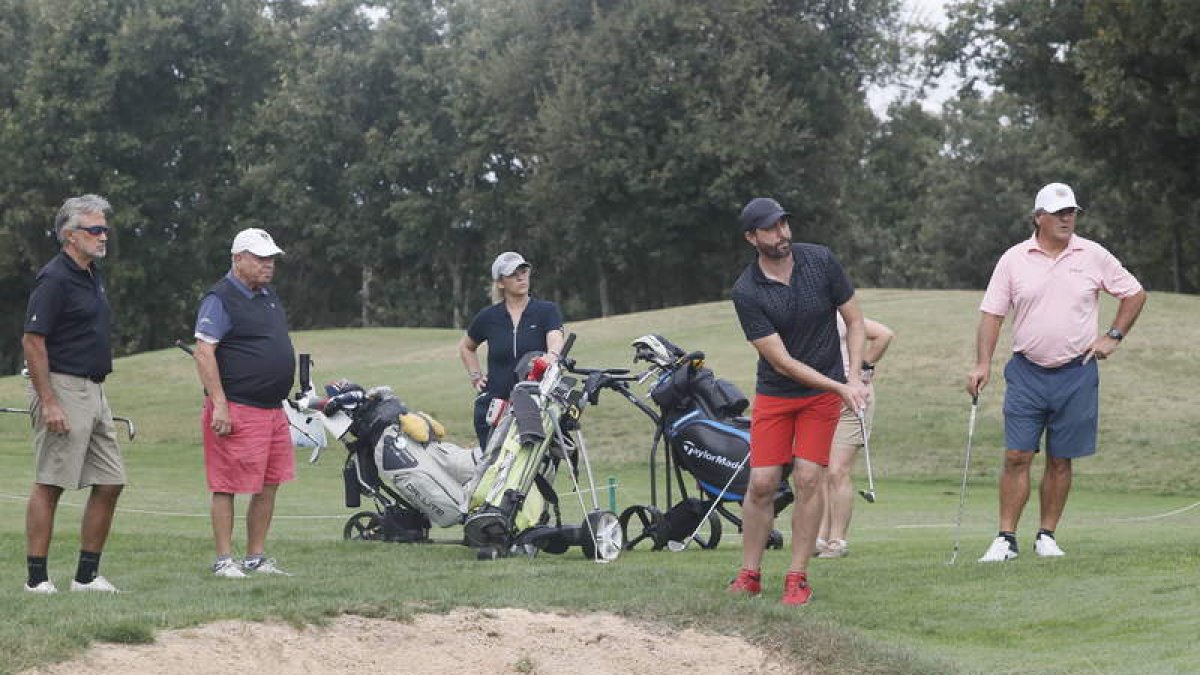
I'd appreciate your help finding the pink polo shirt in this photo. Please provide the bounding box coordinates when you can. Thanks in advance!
[980,234,1143,368]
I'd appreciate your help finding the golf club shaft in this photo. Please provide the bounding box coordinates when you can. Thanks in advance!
[948,394,979,565]
[672,451,751,551]
[2,407,136,440]
[858,410,876,494]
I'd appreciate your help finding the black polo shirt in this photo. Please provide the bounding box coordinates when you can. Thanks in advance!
[732,243,854,397]
[466,298,564,398]
[23,251,113,381]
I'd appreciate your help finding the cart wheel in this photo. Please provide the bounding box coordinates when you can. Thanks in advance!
[343,511,383,541]
[692,510,722,550]
[766,528,784,550]
[618,505,664,551]
[581,510,623,562]
[477,545,506,561]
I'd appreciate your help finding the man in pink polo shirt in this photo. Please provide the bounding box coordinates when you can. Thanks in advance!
[966,182,1146,562]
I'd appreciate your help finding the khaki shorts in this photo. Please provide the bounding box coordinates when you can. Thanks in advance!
[30,373,125,489]
[832,383,875,447]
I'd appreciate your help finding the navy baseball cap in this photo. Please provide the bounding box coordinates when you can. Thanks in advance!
[739,197,789,232]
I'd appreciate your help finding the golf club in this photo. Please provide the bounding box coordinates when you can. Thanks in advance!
[946,393,980,565]
[0,407,137,440]
[667,451,751,552]
[857,409,876,503]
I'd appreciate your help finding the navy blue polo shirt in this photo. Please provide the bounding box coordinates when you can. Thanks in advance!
[466,298,564,398]
[196,274,295,409]
[23,251,113,380]
[731,243,854,397]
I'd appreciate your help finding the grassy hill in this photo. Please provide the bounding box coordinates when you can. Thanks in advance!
[1,289,1197,673]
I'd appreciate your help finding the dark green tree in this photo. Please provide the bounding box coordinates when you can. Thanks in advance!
[0,0,280,366]
[936,0,1200,291]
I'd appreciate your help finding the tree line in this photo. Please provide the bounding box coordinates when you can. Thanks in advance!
[2,0,1196,372]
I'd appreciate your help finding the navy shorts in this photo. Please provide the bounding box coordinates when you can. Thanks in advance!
[1002,353,1098,459]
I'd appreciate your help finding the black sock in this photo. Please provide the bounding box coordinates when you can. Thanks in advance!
[27,556,49,586]
[1037,528,1055,540]
[999,531,1018,550]
[75,550,101,584]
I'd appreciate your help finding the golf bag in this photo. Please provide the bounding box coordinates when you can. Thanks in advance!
[615,334,793,551]
[460,339,624,561]
[651,360,753,501]
[327,388,484,540]
[374,412,477,527]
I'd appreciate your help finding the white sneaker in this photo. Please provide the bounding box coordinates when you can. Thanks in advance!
[25,580,58,594]
[1035,534,1066,557]
[244,557,291,576]
[70,575,120,593]
[817,539,849,558]
[978,536,1018,562]
[213,558,247,578]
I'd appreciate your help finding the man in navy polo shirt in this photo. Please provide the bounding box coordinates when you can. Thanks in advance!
[728,197,870,606]
[193,228,296,578]
[22,194,124,594]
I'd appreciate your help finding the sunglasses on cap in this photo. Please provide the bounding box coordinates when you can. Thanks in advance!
[75,225,111,236]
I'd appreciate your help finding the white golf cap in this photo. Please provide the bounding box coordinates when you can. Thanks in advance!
[491,251,530,280]
[1034,183,1080,213]
[231,228,284,257]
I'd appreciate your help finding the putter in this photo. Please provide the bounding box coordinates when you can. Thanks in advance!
[857,409,876,503]
[947,393,980,565]
[667,451,751,552]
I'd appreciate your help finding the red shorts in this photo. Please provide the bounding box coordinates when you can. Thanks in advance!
[203,399,295,494]
[749,392,841,467]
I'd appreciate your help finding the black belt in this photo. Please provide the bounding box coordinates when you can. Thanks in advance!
[51,371,107,383]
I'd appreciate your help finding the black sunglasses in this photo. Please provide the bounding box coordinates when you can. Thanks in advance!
[76,225,111,236]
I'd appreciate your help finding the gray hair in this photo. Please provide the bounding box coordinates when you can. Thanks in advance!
[55,194,111,242]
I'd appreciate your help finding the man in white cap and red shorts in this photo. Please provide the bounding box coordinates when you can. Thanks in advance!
[193,228,297,577]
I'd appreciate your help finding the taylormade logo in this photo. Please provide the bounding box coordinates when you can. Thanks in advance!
[682,442,742,470]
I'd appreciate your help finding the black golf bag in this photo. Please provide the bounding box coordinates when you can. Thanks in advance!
[616,334,793,551]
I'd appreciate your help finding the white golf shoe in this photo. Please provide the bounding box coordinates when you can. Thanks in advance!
[24,580,58,594]
[978,536,1018,562]
[1035,533,1066,557]
[213,558,247,578]
[71,575,120,592]
[244,557,292,576]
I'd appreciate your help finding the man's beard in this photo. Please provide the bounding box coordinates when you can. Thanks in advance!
[757,238,792,260]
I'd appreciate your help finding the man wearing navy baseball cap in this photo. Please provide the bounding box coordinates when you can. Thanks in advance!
[728,196,870,606]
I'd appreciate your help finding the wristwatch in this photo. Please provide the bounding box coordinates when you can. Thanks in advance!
[1104,327,1124,341]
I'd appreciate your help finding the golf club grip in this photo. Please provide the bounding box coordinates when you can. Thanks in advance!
[559,332,577,360]
[174,339,195,357]
[299,353,312,392]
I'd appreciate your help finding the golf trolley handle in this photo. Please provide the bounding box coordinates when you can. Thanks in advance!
[568,365,632,377]
[298,353,313,397]
[558,332,577,361]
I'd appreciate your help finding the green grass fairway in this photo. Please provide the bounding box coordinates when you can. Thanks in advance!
[1,289,1198,674]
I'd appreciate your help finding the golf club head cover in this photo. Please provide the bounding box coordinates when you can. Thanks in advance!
[324,378,364,397]
[509,385,545,445]
[527,355,550,382]
[322,389,365,416]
